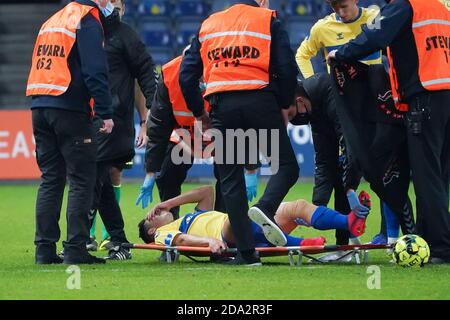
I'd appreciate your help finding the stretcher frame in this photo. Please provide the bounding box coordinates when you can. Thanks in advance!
[122,243,393,266]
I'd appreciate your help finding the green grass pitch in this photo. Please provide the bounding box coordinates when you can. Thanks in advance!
[0,181,449,300]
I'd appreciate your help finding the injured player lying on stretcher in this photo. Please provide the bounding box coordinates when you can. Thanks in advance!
[138,186,370,254]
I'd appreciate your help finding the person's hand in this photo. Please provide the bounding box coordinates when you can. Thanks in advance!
[135,174,155,209]
[99,119,114,134]
[196,111,211,132]
[208,238,228,254]
[244,170,258,202]
[136,121,148,148]
[147,201,172,220]
[347,190,369,218]
[327,50,338,65]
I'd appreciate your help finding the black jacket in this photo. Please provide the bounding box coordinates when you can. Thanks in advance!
[179,0,298,116]
[301,73,361,204]
[329,61,415,233]
[145,78,177,173]
[96,10,157,162]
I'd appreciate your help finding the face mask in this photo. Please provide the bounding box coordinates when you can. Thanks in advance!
[99,1,115,17]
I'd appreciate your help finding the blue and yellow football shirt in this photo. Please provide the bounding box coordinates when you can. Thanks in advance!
[296,7,382,78]
[154,210,229,246]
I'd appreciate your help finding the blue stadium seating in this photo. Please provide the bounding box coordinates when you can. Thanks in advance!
[359,0,386,9]
[150,48,174,74]
[286,18,315,48]
[140,21,173,49]
[269,0,284,17]
[138,0,172,18]
[123,0,137,17]
[285,1,316,18]
[176,21,201,50]
[210,0,240,13]
[174,0,210,18]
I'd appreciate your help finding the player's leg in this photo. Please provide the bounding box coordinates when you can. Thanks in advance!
[275,199,368,237]
[97,165,122,250]
[221,218,326,247]
[382,202,400,245]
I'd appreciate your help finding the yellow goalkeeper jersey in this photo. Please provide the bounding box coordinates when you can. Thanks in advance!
[296,7,382,78]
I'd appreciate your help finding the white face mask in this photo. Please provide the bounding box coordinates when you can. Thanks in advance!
[100,1,114,17]
[92,0,114,17]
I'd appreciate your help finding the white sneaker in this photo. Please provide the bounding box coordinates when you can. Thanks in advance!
[313,251,353,263]
[248,207,287,246]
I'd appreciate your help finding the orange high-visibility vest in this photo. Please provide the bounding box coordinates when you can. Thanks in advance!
[26,2,101,96]
[388,0,450,111]
[198,4,276,97]
[162,56,212,157]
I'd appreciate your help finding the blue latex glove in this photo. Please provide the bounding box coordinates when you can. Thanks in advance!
[347,190,369,218]
[244,172,258,202]
[135,175,155,209]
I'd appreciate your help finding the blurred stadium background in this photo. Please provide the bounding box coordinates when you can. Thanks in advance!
[0,0,385,181]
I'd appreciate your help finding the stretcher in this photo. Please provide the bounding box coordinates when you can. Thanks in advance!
[122,243,393,266]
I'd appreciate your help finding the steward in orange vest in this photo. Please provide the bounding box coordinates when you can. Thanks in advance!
[27,0,113,121]
[179,0,300,265]
[332,0,450,263]
[28,0,113,265]
[162,56,212,157]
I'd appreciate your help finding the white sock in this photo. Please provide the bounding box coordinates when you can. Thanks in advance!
[350,237,361,245]
[388,237,398,244]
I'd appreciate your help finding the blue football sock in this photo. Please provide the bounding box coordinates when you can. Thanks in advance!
[285,234,304,246]
[382,202,400,238]
[310,206,348,231]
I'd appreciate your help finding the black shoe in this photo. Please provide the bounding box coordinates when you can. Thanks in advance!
[63,253,106,264]
[225,251,262,266]
[107,245,132,260]
[36,255,64,265]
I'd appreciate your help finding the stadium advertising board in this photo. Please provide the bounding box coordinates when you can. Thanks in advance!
[0,111,315,180]
[0,110,40,180]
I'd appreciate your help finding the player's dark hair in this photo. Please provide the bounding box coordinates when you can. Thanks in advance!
[138,219,155,244]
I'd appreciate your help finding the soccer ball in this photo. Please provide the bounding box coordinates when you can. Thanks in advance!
[392,234,430,267]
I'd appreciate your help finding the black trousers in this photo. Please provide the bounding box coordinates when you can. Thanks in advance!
[156,143,226,219]
[210,91,299,253]
[407,91,450,259]
[90,161,128,244]
[333,174,352,245]
[32,108,96,260]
